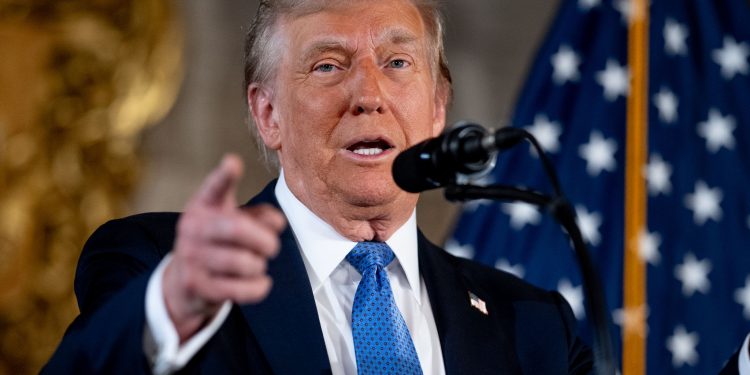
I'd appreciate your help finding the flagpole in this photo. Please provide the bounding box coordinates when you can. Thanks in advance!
[623,0,649,373]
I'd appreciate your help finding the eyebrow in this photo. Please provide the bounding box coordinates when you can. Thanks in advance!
[300,39,352,64]
[374,28,423,57]
[378,28,420,48]
[299,28,422,64]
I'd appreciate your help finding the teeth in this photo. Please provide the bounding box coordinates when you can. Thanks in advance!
[352,148,384,156]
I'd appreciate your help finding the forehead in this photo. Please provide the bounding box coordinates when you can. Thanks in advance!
[278,0,428,54]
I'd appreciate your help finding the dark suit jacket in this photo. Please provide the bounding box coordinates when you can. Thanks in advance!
[44,181,594,374]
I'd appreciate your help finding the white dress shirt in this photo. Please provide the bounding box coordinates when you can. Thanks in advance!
[741,334,750,374]
[144,172,445,375]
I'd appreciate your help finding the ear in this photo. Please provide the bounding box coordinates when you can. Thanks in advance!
[248,83,281,150]
[431,80,449,136]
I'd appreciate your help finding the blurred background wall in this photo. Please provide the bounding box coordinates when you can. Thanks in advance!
[0,0,558,372]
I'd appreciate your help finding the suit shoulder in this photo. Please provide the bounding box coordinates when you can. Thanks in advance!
[75,212,180,312]
[421,235,555,304]
[93,211,181,237]
[451,254,555,302]
[80,211,181,271]
[419,237,592,372]
[86,212,181,252]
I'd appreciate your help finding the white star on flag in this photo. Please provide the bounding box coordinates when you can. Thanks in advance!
[684,180,723,225]
[664,18,688,56]
[551,45,581,84]
[645,154,672,196]
[675,253,712,297]
[444,239,474,259]
[735,277,750,320]
[495,259,525,279]
[613,305,649,337]
[653,86,678,124]
[638,229,662,266]
[596,59,630,101]
[666,325,700,368]
[526,114,562,154]
[576,205,602,246]
[712,36,750,79]
[502,202,542,230]
[558,279,585,319]
[462,199,492,212]
[697,108,736,153]
[579,131,618,176]
[578,0,600,10]
[613,0,634,24]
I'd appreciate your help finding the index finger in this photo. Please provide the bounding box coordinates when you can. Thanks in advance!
[191,154,244,208]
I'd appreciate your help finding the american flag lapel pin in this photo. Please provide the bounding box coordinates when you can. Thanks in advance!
[469,292,488,315]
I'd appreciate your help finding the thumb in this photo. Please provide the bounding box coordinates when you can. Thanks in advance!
[190,154,244,208]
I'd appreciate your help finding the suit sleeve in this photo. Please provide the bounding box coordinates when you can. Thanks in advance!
[42,215,173,375]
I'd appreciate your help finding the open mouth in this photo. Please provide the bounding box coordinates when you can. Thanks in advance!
[345,138,394,156]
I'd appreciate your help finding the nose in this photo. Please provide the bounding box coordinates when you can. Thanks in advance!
[351,62,385,115]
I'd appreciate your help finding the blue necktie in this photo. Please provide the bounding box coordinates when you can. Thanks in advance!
[346,241,423,375]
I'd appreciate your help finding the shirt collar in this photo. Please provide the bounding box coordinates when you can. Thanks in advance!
[274,171,421,302]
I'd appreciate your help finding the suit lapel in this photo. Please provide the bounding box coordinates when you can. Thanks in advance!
[418,232,523,374]
[239,182,331,374]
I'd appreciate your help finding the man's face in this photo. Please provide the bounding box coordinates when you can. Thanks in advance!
[257,0,446,212]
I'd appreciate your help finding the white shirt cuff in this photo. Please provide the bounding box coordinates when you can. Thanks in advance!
[739,333,750,375]
[144,254,232,375]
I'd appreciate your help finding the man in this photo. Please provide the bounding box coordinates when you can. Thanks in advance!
[43,0,746,373]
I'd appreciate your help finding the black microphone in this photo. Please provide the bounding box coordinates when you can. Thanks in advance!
[392,123,527,193]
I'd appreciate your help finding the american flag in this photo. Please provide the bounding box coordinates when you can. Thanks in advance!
[447,0,750,373]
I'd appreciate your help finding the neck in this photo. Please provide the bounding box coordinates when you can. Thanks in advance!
[312,201,415,242]
[281,174,417,242]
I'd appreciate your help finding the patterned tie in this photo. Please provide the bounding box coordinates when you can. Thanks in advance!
[346,241,423,375]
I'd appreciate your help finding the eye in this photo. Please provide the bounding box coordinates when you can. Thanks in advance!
[388,59,410,69]
[314,63,337,73]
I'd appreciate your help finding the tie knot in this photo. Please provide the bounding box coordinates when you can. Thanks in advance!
[346,241,395,274]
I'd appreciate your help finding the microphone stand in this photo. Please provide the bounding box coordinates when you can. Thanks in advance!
[443,129,617,375]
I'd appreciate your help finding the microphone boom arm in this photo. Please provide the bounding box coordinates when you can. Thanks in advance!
[443,127,617,375]
[444,184,616,375]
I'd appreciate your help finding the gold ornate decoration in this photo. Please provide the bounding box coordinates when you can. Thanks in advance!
[0,0,182,373]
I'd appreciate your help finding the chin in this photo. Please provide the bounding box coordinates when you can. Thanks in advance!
[339,179,404,208]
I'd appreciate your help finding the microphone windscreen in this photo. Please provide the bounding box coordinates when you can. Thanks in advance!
[391,143,439,193]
